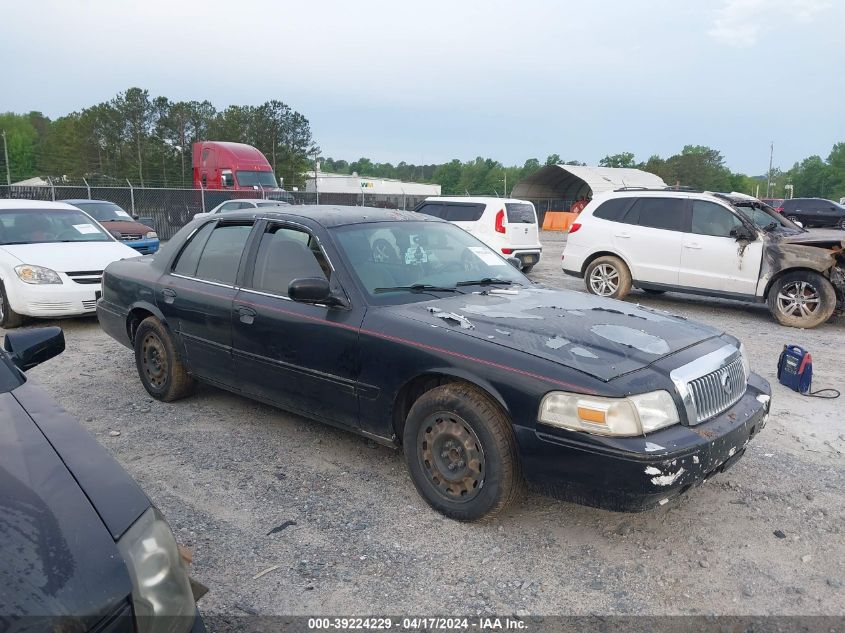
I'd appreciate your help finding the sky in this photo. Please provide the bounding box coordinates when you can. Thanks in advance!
[2,0,843,175]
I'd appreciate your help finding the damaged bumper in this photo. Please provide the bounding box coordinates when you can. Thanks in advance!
[518,372,772,512]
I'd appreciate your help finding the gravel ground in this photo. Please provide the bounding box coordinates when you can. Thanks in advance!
[5,230,844,618]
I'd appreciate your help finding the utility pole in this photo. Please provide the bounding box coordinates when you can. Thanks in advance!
[766,142,774,198]
[2,130,11,186]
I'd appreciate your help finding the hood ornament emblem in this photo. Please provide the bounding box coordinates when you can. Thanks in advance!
[720,371,732,395]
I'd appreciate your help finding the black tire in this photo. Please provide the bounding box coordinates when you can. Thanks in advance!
[403,383,523,521]
[584,255,632,299]
[767,270,836,328]
[134,316,195,401]
[838,218,845,230]
[521,264,535,274]
[0,281,26,329]
[642,288,666,295]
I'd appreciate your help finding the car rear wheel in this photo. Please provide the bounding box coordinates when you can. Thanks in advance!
[403,383,522,521]
[0,281,26,329]
[838,218,845,230]
[585,256,632,299]
[134,316,195,401]
[767,271,836,328]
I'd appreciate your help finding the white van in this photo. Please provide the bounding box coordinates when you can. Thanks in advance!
[414,197,542,271]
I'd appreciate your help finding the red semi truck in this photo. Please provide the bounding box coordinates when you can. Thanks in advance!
[192,141,280,191]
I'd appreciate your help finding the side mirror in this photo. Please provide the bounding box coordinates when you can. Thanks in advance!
[506,256,522,269]
[3,327,65,371]
[109,229,123,239]
[288,277,338,305]
[730,226,755,241]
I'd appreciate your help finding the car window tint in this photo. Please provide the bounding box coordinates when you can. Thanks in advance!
[691,201,744,237]
[415,203,446,219]
[249,224,330,296]
[172,222,215,276]
[629,198,685,231]
[504,203,536,224]
[592,198,632,222]
[446,203,486,222]
[194,224,252,285]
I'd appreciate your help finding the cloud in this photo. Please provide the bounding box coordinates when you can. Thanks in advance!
[708,0,832,46]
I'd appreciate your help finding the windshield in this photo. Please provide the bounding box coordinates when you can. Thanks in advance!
[69,201,133,222]
[0,209,111,244]
[331,221,528,304]
[236,170,278,188]
[731,201,801,231]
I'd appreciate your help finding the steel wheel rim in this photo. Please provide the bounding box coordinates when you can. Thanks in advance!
[141,333,168,388]
[589,264,620,296]
[418,412,485,502]
[776,281,821,318]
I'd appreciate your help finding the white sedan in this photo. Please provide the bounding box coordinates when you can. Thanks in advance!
[193,198,290,220]
[0,200,140,328]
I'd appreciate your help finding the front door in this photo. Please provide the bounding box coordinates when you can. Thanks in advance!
[158,220,253,388]
[678,200,763,295]
[231,220,364,427]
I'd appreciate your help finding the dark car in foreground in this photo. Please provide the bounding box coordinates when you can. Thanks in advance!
[780,197,845,229]
[0,327,205,631]
[63,199,160,254]
[98,206,771,520]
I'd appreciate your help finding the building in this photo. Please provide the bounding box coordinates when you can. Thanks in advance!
[510,164,667,217]
[305,170,441,210]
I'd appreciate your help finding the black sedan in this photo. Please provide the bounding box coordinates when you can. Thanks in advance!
[0,327,205,631]
[98,206,772,520]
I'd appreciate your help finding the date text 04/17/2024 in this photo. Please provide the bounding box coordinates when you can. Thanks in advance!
[307,617,528,630]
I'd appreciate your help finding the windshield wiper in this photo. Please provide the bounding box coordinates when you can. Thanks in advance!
[374,284,461,294]
[455,278,515,287]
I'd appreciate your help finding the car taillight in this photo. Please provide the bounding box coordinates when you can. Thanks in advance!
[569,222,582,234]
[495,209,506,233]
[501,248,514,254]
[776,207,784,213]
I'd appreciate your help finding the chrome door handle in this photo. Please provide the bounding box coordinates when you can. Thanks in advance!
[615,233,631,239]
[161,288,177,304]
[684,243,702,249]
[237,306,256,325]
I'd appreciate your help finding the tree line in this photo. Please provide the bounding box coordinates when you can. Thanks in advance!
[2,88,844,201]
[0,87,317,189]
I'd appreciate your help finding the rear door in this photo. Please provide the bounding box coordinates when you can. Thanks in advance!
[611,197,685,285]
[678,199,763,294]
[504,202,539,248]
[159,219,254,388]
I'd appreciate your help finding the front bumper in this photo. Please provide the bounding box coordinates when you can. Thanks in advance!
[8,281,101,318]
[123,237,159,254]
[518,372,772,511]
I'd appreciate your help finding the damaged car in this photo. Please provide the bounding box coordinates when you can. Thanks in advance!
[563,189,845,328]
[98,206,771,521]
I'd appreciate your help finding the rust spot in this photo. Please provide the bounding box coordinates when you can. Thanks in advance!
[691,427,718,439]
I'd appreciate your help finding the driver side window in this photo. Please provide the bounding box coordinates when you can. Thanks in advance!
[691,201,744,237]
[248,224,330,297]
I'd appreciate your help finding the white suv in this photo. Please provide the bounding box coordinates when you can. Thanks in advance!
[415,197,542,271]
[562,189,845,328]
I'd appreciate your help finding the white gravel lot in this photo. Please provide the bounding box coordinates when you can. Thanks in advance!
[4,230,844,619]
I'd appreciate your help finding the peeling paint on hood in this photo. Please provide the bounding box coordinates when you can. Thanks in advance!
[390,287,721,381]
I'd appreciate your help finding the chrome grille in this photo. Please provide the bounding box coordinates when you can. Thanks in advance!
[687,355,747,424]
[66,270,103,285]
[120,234,143,241]
[82,299,98,310]
[670,344,749,426]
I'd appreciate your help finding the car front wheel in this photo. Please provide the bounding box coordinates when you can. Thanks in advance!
[134,316,195,401]
[0,281,26,329]
[767,271,836,328]
[403,383,523,521]
[838,218,845,230]
[585,255,632,299]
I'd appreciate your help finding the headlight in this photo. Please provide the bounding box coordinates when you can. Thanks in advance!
[14,264,62,284]
[117,507,195,633]
[538,390,680,436]
[146,231,158,239]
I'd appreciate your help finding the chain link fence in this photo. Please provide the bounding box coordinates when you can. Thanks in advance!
[0,183,562,238]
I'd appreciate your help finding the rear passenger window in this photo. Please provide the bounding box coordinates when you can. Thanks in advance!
[691,201,744,237]
[172,222,215,277]
[446,203,485,221]
[504,203,536,224]
[628,198,685,231]
[416,203,446,219]
[194,224,253,285]
[592,198,632,222]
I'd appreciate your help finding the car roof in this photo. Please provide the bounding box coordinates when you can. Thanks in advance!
[425,196,530,204]
[0,199,81,211]
[216,205,443,228]
[61,199,122,205]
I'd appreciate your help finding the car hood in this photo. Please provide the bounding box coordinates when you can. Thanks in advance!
[0,241,140,271]
[98,219,154,235]
[384,286,722,381]
[0,389,134,622]
[776,229,845,248]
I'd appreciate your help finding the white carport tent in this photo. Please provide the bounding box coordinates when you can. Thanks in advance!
[510,165,667,203]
